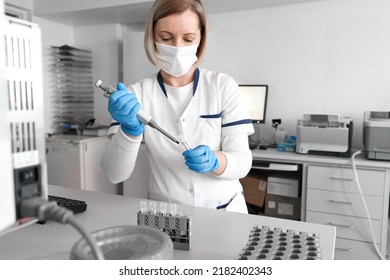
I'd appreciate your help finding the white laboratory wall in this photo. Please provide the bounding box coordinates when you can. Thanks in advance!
[73,24,121,127]
[123,0,390,149]
[33,0,144,15]
[123,24,158,84]
[202,0,390,149]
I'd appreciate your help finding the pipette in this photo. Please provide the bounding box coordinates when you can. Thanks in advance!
[178,134,191,151]
[175,120,191,151]
[94,80,179,145]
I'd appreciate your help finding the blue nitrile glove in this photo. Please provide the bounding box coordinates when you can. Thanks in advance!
[182,145,220,173]
[108,82,144,136]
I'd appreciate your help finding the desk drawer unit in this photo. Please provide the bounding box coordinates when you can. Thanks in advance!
[306,189,383,219]
[307,165,385,196]
[306,211,381,243]
[306,164,386,260]
[334,238,380,260]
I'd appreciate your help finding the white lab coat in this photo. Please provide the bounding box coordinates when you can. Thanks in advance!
[104,68,254,213]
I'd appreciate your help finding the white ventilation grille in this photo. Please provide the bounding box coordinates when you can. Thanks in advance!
[1,16,47,234]
[7,80,34,111]
[10,121,36,153]
[4,34,32,69]
[4,17,45,168]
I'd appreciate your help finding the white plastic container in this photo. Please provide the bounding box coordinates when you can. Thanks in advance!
[70,225,174,260]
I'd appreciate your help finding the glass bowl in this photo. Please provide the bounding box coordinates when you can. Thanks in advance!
[70,225,173,260]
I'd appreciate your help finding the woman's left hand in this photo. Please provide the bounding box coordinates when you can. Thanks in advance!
[182,145,219,173]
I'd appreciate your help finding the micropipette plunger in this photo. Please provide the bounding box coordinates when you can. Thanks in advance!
[94,80,179,145]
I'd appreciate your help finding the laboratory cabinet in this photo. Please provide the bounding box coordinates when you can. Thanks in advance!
[46,135,118,194]
[306,164,388,260]
[251,149,390,260]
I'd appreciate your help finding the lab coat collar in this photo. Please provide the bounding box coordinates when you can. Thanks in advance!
[157,68,200,98]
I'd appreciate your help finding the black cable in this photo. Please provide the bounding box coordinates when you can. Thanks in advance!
[66,216,104,260]
[20,197,104,260]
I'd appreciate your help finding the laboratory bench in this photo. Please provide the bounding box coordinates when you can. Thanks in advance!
[250,148,390,260]
[0,185,336,260]
[122,145,390,259]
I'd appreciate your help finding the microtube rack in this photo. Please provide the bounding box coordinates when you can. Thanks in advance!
[137,201,191,251]
[237,225,322,260]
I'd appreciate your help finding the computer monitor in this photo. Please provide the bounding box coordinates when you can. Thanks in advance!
[239,85,268,124]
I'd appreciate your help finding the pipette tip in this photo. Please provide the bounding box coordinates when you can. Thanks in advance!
[177,134,190,150]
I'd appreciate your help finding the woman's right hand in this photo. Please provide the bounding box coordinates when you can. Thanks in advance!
[108,82,144,136]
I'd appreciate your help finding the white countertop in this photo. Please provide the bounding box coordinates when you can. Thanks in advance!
[0,185,336,260]
[252,148,390,169]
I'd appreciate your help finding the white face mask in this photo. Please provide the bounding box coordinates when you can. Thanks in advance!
[155,42,199,77]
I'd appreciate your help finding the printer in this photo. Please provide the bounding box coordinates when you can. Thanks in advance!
[296,114,353,157]
[363,111,390,160]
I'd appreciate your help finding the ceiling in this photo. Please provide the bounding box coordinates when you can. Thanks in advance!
[33,0,324,26]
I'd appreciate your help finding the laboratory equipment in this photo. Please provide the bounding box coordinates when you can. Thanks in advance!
[274,123,287,145]
[0,16,106,260]
[175,120,191,151]
[237,225,322,260]
[0,16,47,235]
[296,113,353,157]
[70,225,174,260]
[268,118,283,148]
[137,201,192,251]
[48,195,87,214]
[94,80,179,144]
[178,134,191,151]
[363,111,390,160]
[49,45,94,134]
[37,195,87,224]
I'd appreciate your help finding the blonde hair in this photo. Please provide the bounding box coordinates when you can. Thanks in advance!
[144,0,207,68]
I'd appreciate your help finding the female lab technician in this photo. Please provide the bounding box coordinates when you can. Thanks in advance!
[101,0,254,213]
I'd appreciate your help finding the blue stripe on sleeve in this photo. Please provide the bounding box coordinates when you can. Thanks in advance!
[200,112,222,119]
[222,119,252,127]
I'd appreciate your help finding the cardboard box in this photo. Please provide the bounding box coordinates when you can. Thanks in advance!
[264,193,301,220]
[267,175,299,198]
[240,173,267,207]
